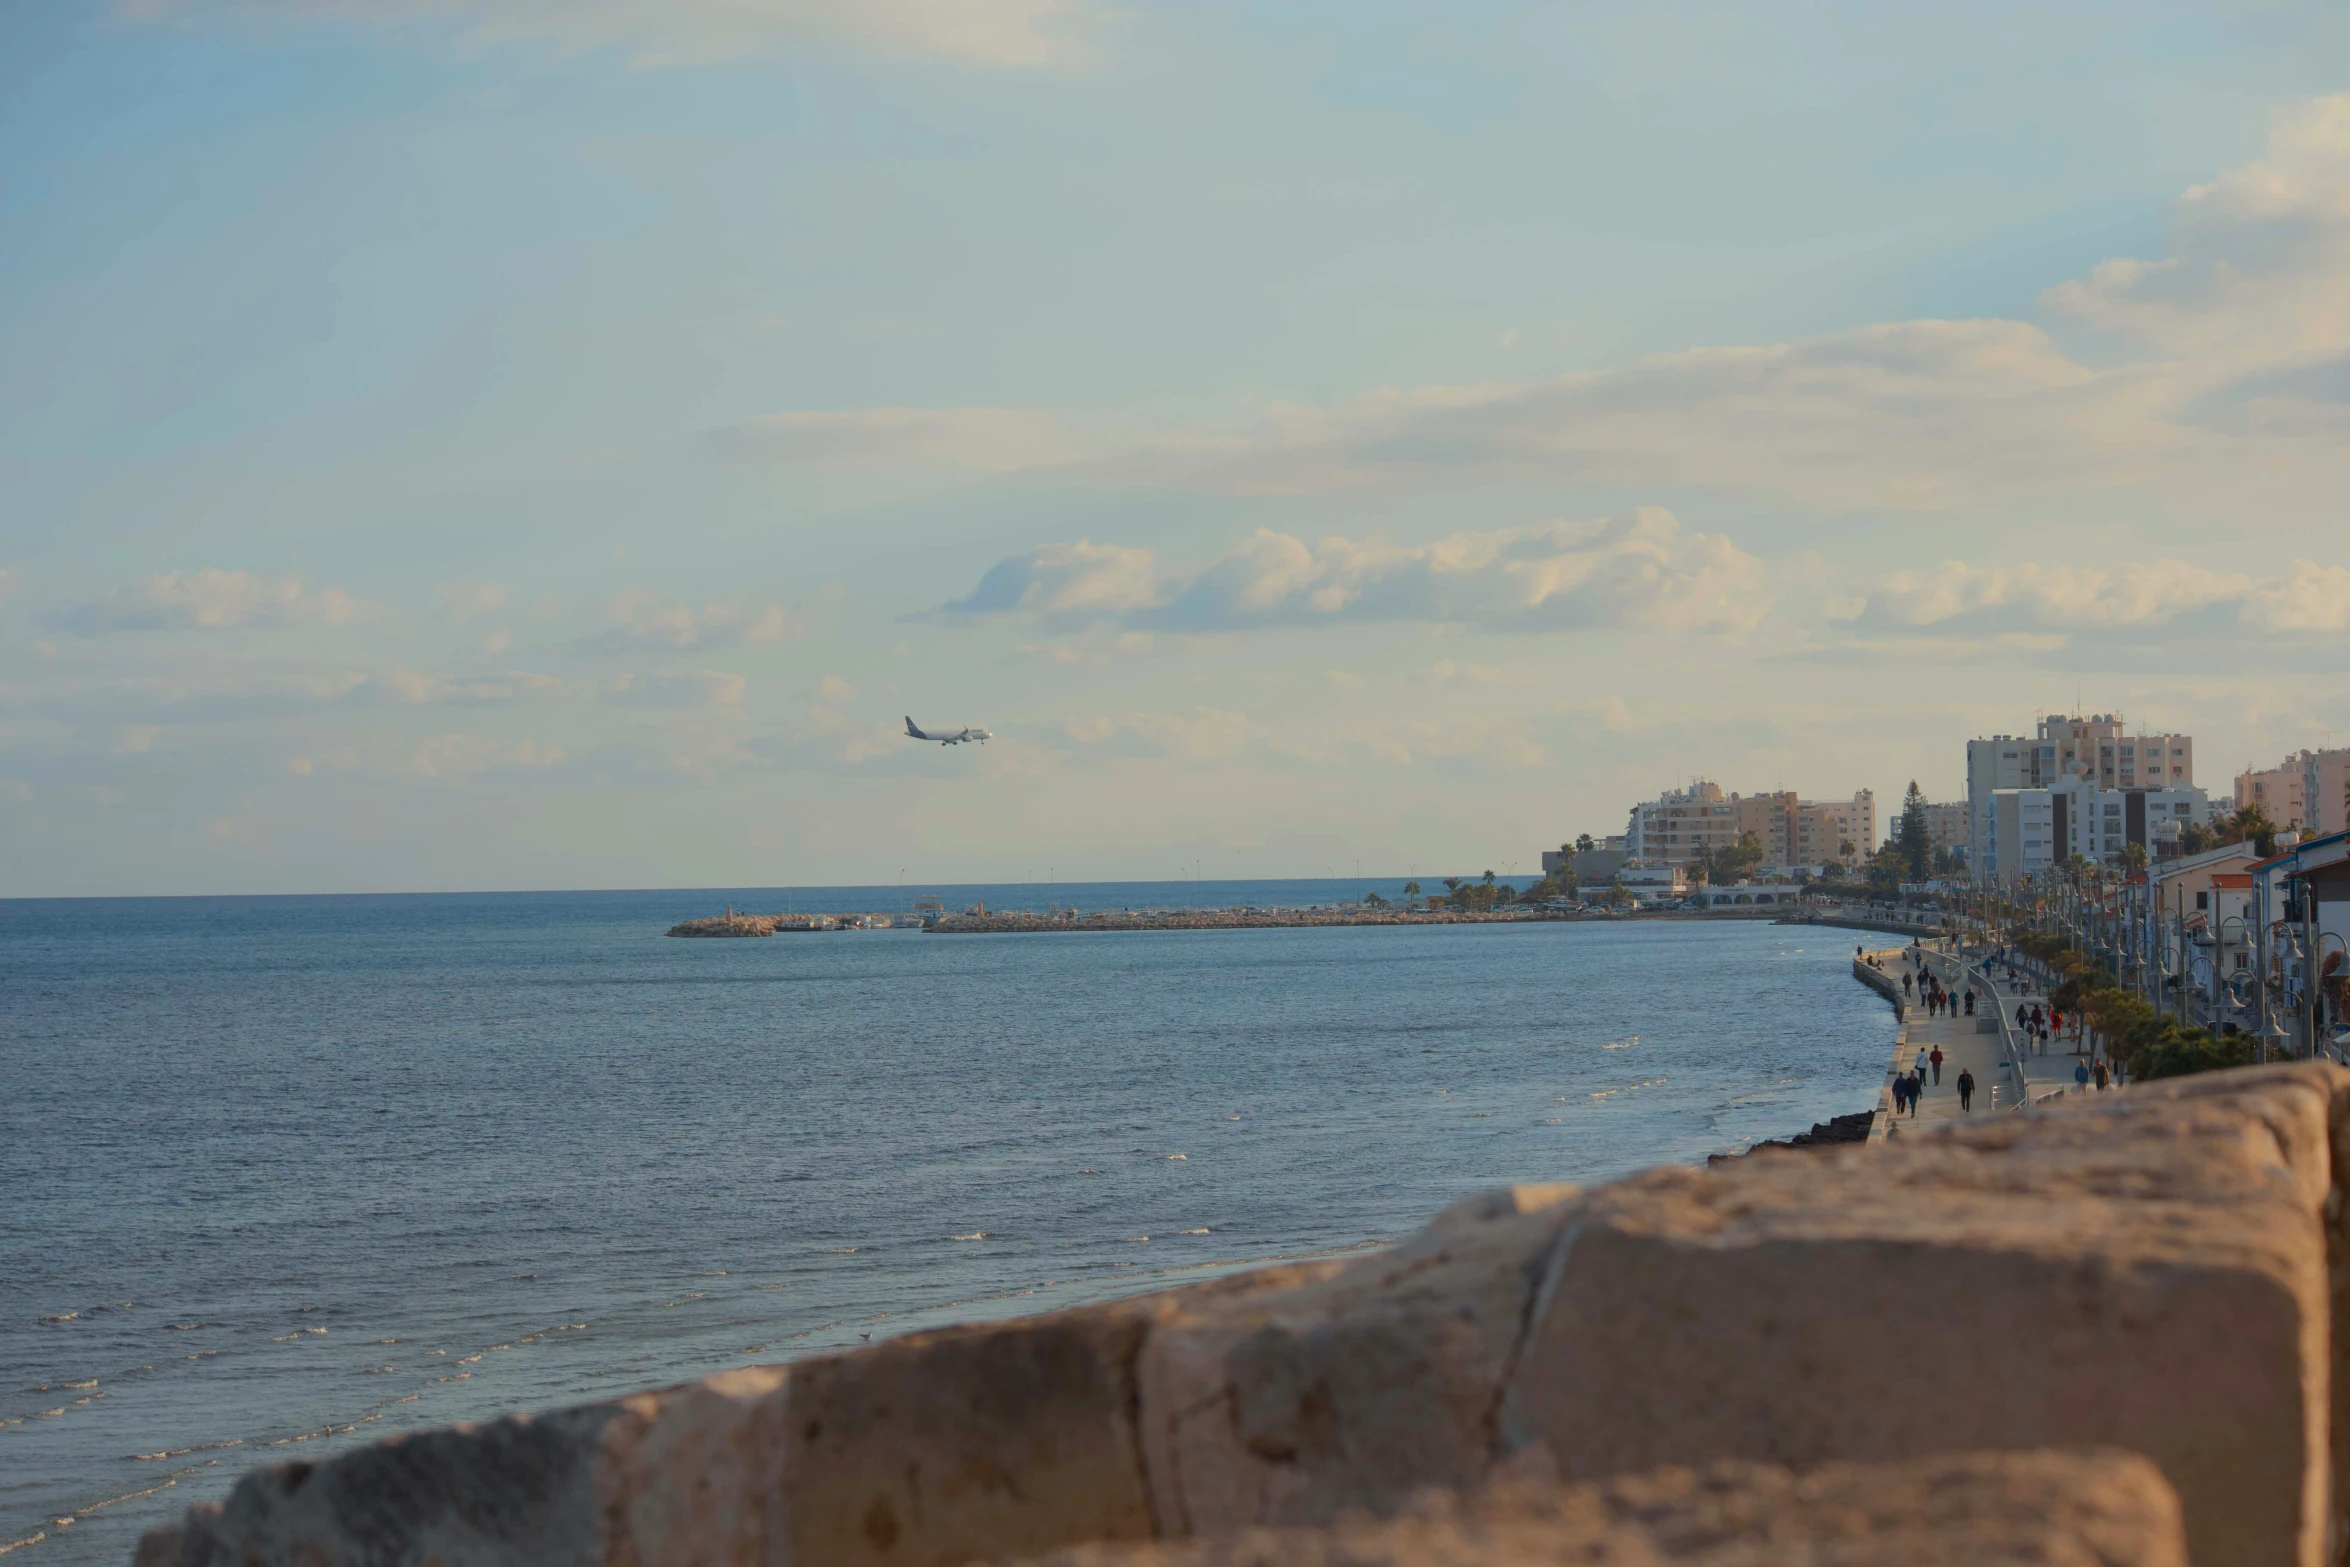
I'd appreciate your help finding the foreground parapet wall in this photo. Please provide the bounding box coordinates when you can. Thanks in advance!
[138,1065,2350,1567]
[1018,1449,2190,1567]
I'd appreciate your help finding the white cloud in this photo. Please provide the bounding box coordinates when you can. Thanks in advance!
[1061,96,2350,515]
[62,570,367,634]
[949,539,1164,620]
[128,0,1099,68]
[946,509,1768,635]
[583,593,797,654]
[721,408,1080,473]
[2043,95,2350,374]
[1845,556,2350,634]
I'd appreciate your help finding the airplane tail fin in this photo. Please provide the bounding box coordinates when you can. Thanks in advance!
[904,716,921,738]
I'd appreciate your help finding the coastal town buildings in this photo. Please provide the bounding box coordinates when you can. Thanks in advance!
[1919,800,1970,859]
[2237,756,2311,829]
[2230,748,2350,835]
[2305,750,2350,836]
[1540,838,1632,883]
[1981,778,2212,883]
[1622,782,1873,867]
[1796,792,1876,865]
[1967,713,2197,883]
[2147,842,2263,1014]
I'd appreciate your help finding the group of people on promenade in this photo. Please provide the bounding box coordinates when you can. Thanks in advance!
[1872,935,2123,1123]
[1891,1048,1974,1116]
[1897,962,1975,1020]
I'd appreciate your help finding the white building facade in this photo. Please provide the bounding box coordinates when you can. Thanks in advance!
[1969,714,2197,883]
[1982,779,2213,884]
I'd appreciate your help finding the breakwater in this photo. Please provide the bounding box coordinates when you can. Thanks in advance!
[933,906,1554,933]
[134,1062,2347,1567]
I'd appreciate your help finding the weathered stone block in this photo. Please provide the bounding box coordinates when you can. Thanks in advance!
[133,1398,629,1567]
[783,1302,1164,1567]
[1012,1448,2188,1567]
[1137,1185,1581,1535]
[1504,1090,2329,1567]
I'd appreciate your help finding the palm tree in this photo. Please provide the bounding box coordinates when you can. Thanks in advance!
[1403,880,1422,899]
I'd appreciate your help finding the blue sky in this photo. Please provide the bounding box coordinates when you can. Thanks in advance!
[4,0,2349,894]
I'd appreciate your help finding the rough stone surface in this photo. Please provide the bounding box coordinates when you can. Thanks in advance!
[1012,1449,2187,1567]
[785,1300,1167,1567]
[1504,1080,2331,1567]
[1137,1185,1582,1535]
[132,1399,629,1567]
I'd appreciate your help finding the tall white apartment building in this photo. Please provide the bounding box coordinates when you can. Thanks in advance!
[1981,778,2211,884]
[1968,713,2195,882]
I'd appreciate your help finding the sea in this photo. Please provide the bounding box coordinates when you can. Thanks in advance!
[0,881,1894,1564]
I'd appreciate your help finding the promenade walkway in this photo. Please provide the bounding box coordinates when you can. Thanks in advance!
[1865,939,2079,1129]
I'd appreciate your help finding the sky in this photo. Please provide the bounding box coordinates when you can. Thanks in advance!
[3,0,2350,896]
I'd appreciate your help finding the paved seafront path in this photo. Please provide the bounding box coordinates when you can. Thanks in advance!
[1869,941,2061,1125]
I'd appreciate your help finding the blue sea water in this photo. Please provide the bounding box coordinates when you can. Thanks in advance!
[0,883,1892,1565]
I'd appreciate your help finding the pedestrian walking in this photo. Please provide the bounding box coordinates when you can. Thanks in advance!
[1964,990,1976,1016]
[2093,1059,2110,1091]
[1914,1047,1929,1086]
[1956,1067,1975,1112]
[1903,973,1914,996]
[1928,1045,1944,1084]
[2074,1059,2091,1093]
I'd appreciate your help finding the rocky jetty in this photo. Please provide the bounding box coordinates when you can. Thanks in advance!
[934,908,1555,934]
[135,1062,2350,1567]
[665,909,780,937]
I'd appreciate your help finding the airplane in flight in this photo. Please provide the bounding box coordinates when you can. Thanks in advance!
[904,716,992,746]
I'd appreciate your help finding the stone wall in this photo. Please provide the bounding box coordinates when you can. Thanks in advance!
[1850,953,1906,1018]
[136,1063,2350,1567]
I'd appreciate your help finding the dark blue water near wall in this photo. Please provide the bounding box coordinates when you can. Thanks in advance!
[0,885,1891,1564]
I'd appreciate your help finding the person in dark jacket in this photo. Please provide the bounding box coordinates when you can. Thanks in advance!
[1956,1068,1975,1111]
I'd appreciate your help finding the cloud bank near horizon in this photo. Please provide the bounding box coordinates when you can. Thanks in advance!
[941,510,1770,635]
[124,0,1099,67]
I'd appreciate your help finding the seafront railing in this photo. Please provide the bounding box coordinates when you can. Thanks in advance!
[1956,948,2038,1110]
